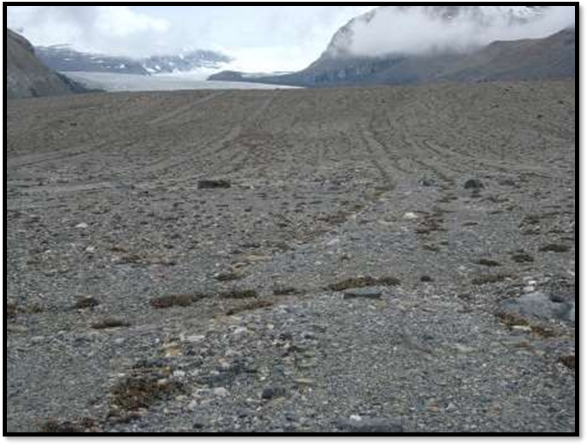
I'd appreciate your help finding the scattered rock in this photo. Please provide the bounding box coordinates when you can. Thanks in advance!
[214,270,244,282]
[336,416,404,433]
[7,302,18,319]
[293,378,315,386]
[192,418,207,429]
[559,354,575,370]
[110,376,184,411]
[343,287,383,300]
[212,387,229,398]
[150,294,193,309]
[329,276,400,292]
[39,417,99,433]
[185,335,205,343]
[566,304,576,323]
[219,289,258,300]
[512,253,535,263]
[476,259,502,267]
[273,286,300,296]
[471,273,511,286]
[419,179,437,187]
[261,387,285,400]
[464,179,485,190]
[91,318,131,330]
[539,244,571,253]
[226,299,273,316]
[498,292,575,322]
[73,295,100,309]
[198,180,231,190]
[499,179,518,187]
[403,212,419,220]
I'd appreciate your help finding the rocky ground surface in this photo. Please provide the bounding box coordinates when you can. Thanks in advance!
[6,81,576,433]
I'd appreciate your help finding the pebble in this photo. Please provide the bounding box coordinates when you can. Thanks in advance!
[75,222,89,229]
[344,287,383,300]
[403,212,419,220]
[212,387,229,397]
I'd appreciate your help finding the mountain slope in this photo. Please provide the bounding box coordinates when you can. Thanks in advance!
[211,6,574,87]
[211,29,575,87]
[6,29,84,99]
[438,28,576,82]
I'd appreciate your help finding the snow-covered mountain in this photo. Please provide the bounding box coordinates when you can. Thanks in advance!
[323,6,552,59]
[36,45,232,76]
[210,6,575,87]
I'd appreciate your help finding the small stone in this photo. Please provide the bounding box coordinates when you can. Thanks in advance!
[293,378,315,386]
[337,417,404,433]
[453,344,476,354]
[261,387,284,400]
[343,287,383,300]
[163,343,182,357]
[565,304,575,322]
[192,418,207,429]
[326,238,340,247]
[173,370,186,378]
[233,327,249,336]
[212,387,229,397]
[75,222,89,229]
[419,179,437,187]
[560,354,575,370]
[187,400,199,411]
[198,180,231,190]
[185,335,206,343]
[403,212,419,220]
[74,296,100,309]
[464,179,485,190]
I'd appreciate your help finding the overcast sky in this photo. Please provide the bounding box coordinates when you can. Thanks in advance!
[7,5,375,72]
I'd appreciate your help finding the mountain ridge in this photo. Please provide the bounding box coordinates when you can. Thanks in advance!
[36,45,232,76]
[6,29,91,99]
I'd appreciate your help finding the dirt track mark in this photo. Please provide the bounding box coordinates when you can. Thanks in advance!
[148,92,227,125]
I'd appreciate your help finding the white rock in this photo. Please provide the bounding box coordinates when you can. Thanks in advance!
[75,222,89,229]
[326,238,340,247]
[173,370,186,378]
[233,327,249,336]
[212,387,229,397]
[186,335,205,343]
[403,212,419,220]
[188,400,199,411]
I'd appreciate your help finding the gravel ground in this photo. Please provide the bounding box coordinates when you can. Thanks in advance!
[6,81,576,433]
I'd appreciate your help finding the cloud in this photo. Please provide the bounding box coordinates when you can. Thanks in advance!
[7,6,170,57]
[7,5,375,71]
[347,6,576,57]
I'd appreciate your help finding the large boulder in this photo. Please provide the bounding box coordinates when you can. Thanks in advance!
[499,292,575,322]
